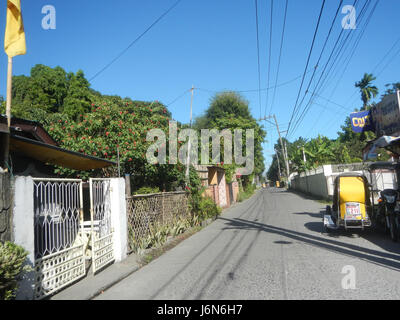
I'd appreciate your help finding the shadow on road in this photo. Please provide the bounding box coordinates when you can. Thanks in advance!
[300,209,400,256]
[219,216,400,272]
[292,211,323,219]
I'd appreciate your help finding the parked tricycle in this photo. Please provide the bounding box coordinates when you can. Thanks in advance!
[324,172,372,232]
[368,162,400,241]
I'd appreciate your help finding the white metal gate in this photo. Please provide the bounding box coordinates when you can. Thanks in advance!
[89,178,114,274]
[33,178,86,300]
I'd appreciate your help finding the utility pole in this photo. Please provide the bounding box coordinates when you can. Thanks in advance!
[302,146,307,163]
[283,140,290,186]
[185,85,195,184]
[275,148,282,181]
[259,114,290,187]
[272,114,290,186]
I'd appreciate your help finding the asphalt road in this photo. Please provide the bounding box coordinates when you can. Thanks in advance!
[96,188,400,300]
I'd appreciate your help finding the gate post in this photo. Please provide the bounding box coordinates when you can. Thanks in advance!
[13,176,35,300]
[110,178,127,263]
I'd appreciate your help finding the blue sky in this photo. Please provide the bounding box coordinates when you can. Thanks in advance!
[1,0,400,172]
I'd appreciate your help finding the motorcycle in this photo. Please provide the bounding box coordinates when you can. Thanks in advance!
[374,189,400,242]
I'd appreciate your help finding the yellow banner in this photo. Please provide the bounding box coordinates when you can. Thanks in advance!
[4,0,26,57]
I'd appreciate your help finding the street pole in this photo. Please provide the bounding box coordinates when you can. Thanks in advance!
[185,85,194,184]
[275,148,281,182]
[302,146,307,163]
[2,57,13,171]
[273,114,290,186]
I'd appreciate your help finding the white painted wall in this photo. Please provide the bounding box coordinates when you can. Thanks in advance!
[13,176,35,300]
[110,178,127,263]
[290,164,398,201]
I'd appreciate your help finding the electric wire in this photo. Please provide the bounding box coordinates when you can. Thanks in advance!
[89,0,183,82]
[289,0,376,138]
[264,0,274,118]
[285,0,326,139]
[269,0,289,117]
[287,0,344,137]
[255,0,263,120]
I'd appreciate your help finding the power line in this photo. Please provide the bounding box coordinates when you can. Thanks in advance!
[343,35,400,109]
[285,0,326,139]
[165,88,192,107]
[195,69,314,94]
[306,0,369,111]
[264,0,274,118]
[316,0,376,99]
[288,0,344,137]
[89,0,183,82]
[289,0,376,138]
[269,0,289,117]
[255,0,263,119]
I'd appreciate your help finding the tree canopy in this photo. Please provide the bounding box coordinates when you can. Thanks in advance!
[194,91,266,184]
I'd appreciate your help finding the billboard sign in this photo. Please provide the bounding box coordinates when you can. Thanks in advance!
[371,90,400,137]
[350,110,374,133]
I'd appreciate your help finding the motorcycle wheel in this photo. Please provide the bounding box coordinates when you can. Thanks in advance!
[389,215,398,242]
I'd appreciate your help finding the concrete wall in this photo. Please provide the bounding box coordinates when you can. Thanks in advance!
[290,165,339,200]
[13,176,35,300]
[290,163,398,201]
[110,178,127,263]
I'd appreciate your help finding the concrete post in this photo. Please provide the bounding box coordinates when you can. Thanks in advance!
[13,176,35,300]
[323,165,334,199]
[110,178,127,263]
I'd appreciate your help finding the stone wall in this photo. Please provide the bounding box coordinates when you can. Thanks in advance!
[0,172,12,242]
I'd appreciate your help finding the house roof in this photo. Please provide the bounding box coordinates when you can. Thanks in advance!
[1,115,116,170]
[10,134,116,171]
[0,114,58,146]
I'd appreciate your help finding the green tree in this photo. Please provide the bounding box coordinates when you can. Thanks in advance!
[10,65,92,120]
[382,82,400,98]
[355,73,379,110]
[62,70,92,119]
[194,91,266,184]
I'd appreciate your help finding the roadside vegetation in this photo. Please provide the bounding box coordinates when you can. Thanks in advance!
[268,74,400,182]
[0,65,263,271]
[0,242,30,300]
[238,183,257,202]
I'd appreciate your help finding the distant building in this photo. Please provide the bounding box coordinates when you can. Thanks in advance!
[194,164,239,208]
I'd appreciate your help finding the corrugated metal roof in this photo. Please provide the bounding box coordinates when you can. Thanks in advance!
[10,134,116,170]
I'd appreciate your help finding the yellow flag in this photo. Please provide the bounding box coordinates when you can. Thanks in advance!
[4,0,26,57]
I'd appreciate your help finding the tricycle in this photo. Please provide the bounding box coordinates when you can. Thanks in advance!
[367,161,400,241]
[324,172,372,232]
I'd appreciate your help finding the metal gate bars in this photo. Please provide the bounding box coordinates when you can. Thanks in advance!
[33,178,86,300]
[89,178,114,274]
[32,178,114,300]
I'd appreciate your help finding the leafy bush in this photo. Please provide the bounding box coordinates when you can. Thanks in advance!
[134,186,160,195]
[238,184,256,202]
[130,216,193,253]
[0,242,30,300]
[196,197,221,221]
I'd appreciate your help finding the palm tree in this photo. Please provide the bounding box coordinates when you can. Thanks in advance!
[355,73,379,110]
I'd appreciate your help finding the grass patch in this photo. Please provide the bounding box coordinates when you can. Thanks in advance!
[137,225,204,267]
[238,184,257,202]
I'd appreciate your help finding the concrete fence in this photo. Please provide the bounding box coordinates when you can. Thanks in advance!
[290,162,398,201]
[290,165,332,199]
